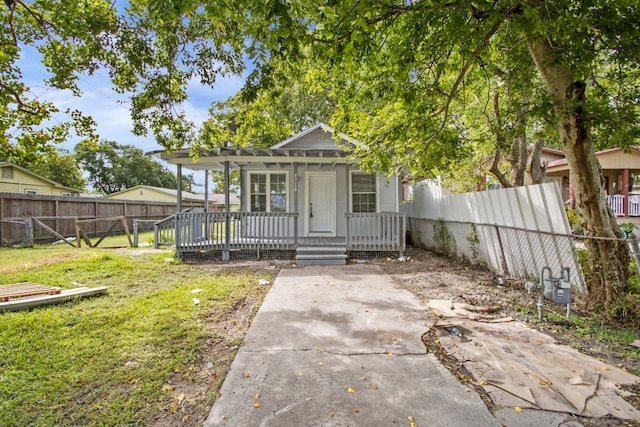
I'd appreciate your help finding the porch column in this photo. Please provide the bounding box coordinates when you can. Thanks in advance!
[223,160,230,261]
[240,169,246,211]
[177,164,183,213]
[623,168,630,217]
[293,163,299,246]
[204,170,209,212]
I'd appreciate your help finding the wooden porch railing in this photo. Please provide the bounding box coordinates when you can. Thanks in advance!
[607,194,640,217]
[346,212,406,252]
[175,212,299,254]
[153,214,177,248]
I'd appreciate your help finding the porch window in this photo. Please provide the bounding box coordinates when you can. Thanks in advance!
[249,172,287,212]
[351,172,376,213]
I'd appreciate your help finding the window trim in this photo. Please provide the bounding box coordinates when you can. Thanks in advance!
[349,171,378,213]
[25,189,38,195]
[247,171,289,213]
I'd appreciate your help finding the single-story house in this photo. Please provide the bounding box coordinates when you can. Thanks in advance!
[149,123,407,264]
[105,185,239,211]
[546,147,640,217]
[0,162,82,196]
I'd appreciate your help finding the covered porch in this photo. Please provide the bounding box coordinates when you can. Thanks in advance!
[172,210,406,262]
[149,124,407,263]
[546,147,640,218]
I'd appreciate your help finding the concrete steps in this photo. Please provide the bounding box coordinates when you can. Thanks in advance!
[295,246,347,266]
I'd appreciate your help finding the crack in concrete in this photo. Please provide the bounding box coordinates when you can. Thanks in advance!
[242,348,427,357]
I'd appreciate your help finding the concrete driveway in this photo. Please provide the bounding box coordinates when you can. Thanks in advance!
[204,264,499,426]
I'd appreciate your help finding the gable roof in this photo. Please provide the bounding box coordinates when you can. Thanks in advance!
[547,146,640,171]
[105,185,203,202]
[104,185,240,204]
[148,123,362,172]
[0,161,82,193]
[270,122,358,149]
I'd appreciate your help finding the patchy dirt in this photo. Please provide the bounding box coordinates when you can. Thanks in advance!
[374,246,640,427]
[145,247,640,426]
[147,263,279,427]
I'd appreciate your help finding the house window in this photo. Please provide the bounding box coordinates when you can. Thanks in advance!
[2,166,13,179]
[351,172,376,213]
[249,172,287,212]
[25,189,37,195]
[61,192,71,196]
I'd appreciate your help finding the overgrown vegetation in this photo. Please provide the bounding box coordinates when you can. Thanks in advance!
[0,245,271,425]
[432,219,456,258]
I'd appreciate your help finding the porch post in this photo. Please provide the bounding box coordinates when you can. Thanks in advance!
[223,160,230,261]
[204,170,209,212]
[177,164,183,213]
[293,163,299,246]
[622,168,630,217]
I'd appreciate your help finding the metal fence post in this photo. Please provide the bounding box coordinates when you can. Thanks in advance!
[133,219,139,247]
[494,224,509,276]
[25,218,34,247]
[627,233,640,274]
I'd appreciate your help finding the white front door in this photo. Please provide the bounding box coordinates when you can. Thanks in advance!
[305,171,336,236]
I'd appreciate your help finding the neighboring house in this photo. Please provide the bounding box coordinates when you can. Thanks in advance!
[105,185,239,211]
[0,162,82,196]
[150,123,407,264]
[546,147,640,217]
[483,146,566,190]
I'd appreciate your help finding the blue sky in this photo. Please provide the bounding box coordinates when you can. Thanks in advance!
[16,1,248,191]
[19,46,244,155]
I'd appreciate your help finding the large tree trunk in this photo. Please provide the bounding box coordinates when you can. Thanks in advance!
[526,34,629,317]
[529,139,546,184]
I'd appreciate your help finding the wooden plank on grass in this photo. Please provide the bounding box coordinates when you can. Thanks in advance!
[0,282,62,302]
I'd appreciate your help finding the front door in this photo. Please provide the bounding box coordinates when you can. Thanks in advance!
[306,171,336,236]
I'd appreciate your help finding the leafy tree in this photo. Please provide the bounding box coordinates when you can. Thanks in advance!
[146,0,640,318]
[1,0,118,162]
[15,149,86,190]
[75,140,179,194]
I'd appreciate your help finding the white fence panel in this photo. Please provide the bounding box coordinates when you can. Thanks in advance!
[408,181,585,292]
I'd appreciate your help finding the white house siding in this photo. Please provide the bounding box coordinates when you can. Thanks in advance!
[241,164,400,239]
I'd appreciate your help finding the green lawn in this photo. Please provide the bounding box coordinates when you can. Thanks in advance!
[0,245,272,425]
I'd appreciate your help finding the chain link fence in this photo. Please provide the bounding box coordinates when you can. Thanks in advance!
[408,218,587,291]
[0,216,173,248]
[0,219,29,247]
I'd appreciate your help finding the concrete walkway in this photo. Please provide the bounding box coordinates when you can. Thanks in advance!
[204,264,500,426]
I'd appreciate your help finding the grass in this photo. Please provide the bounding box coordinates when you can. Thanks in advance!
[0,245,272,425]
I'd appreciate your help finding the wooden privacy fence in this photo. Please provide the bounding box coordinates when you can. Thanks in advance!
[0,192,182,245]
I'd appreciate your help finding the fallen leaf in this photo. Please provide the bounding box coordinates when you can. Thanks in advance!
[477,381,485,385]
[515,407,522,413]
[348,387,356,393]
[353,408,359,413]
[601,366,610,371]
[178,393,185,402]
[241,372,251,378]
[170,401,178,413]
[297,372,304,376]
[329,412,335,417]
[253,401,261,408]
[387,352,393,357]
[372,384,378,390]
[220,415,226,420]
[254,393,260,399]
[361,376,366,381]
[318,362,324,366]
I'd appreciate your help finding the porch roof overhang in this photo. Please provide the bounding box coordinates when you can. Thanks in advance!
[148,147,358,171]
